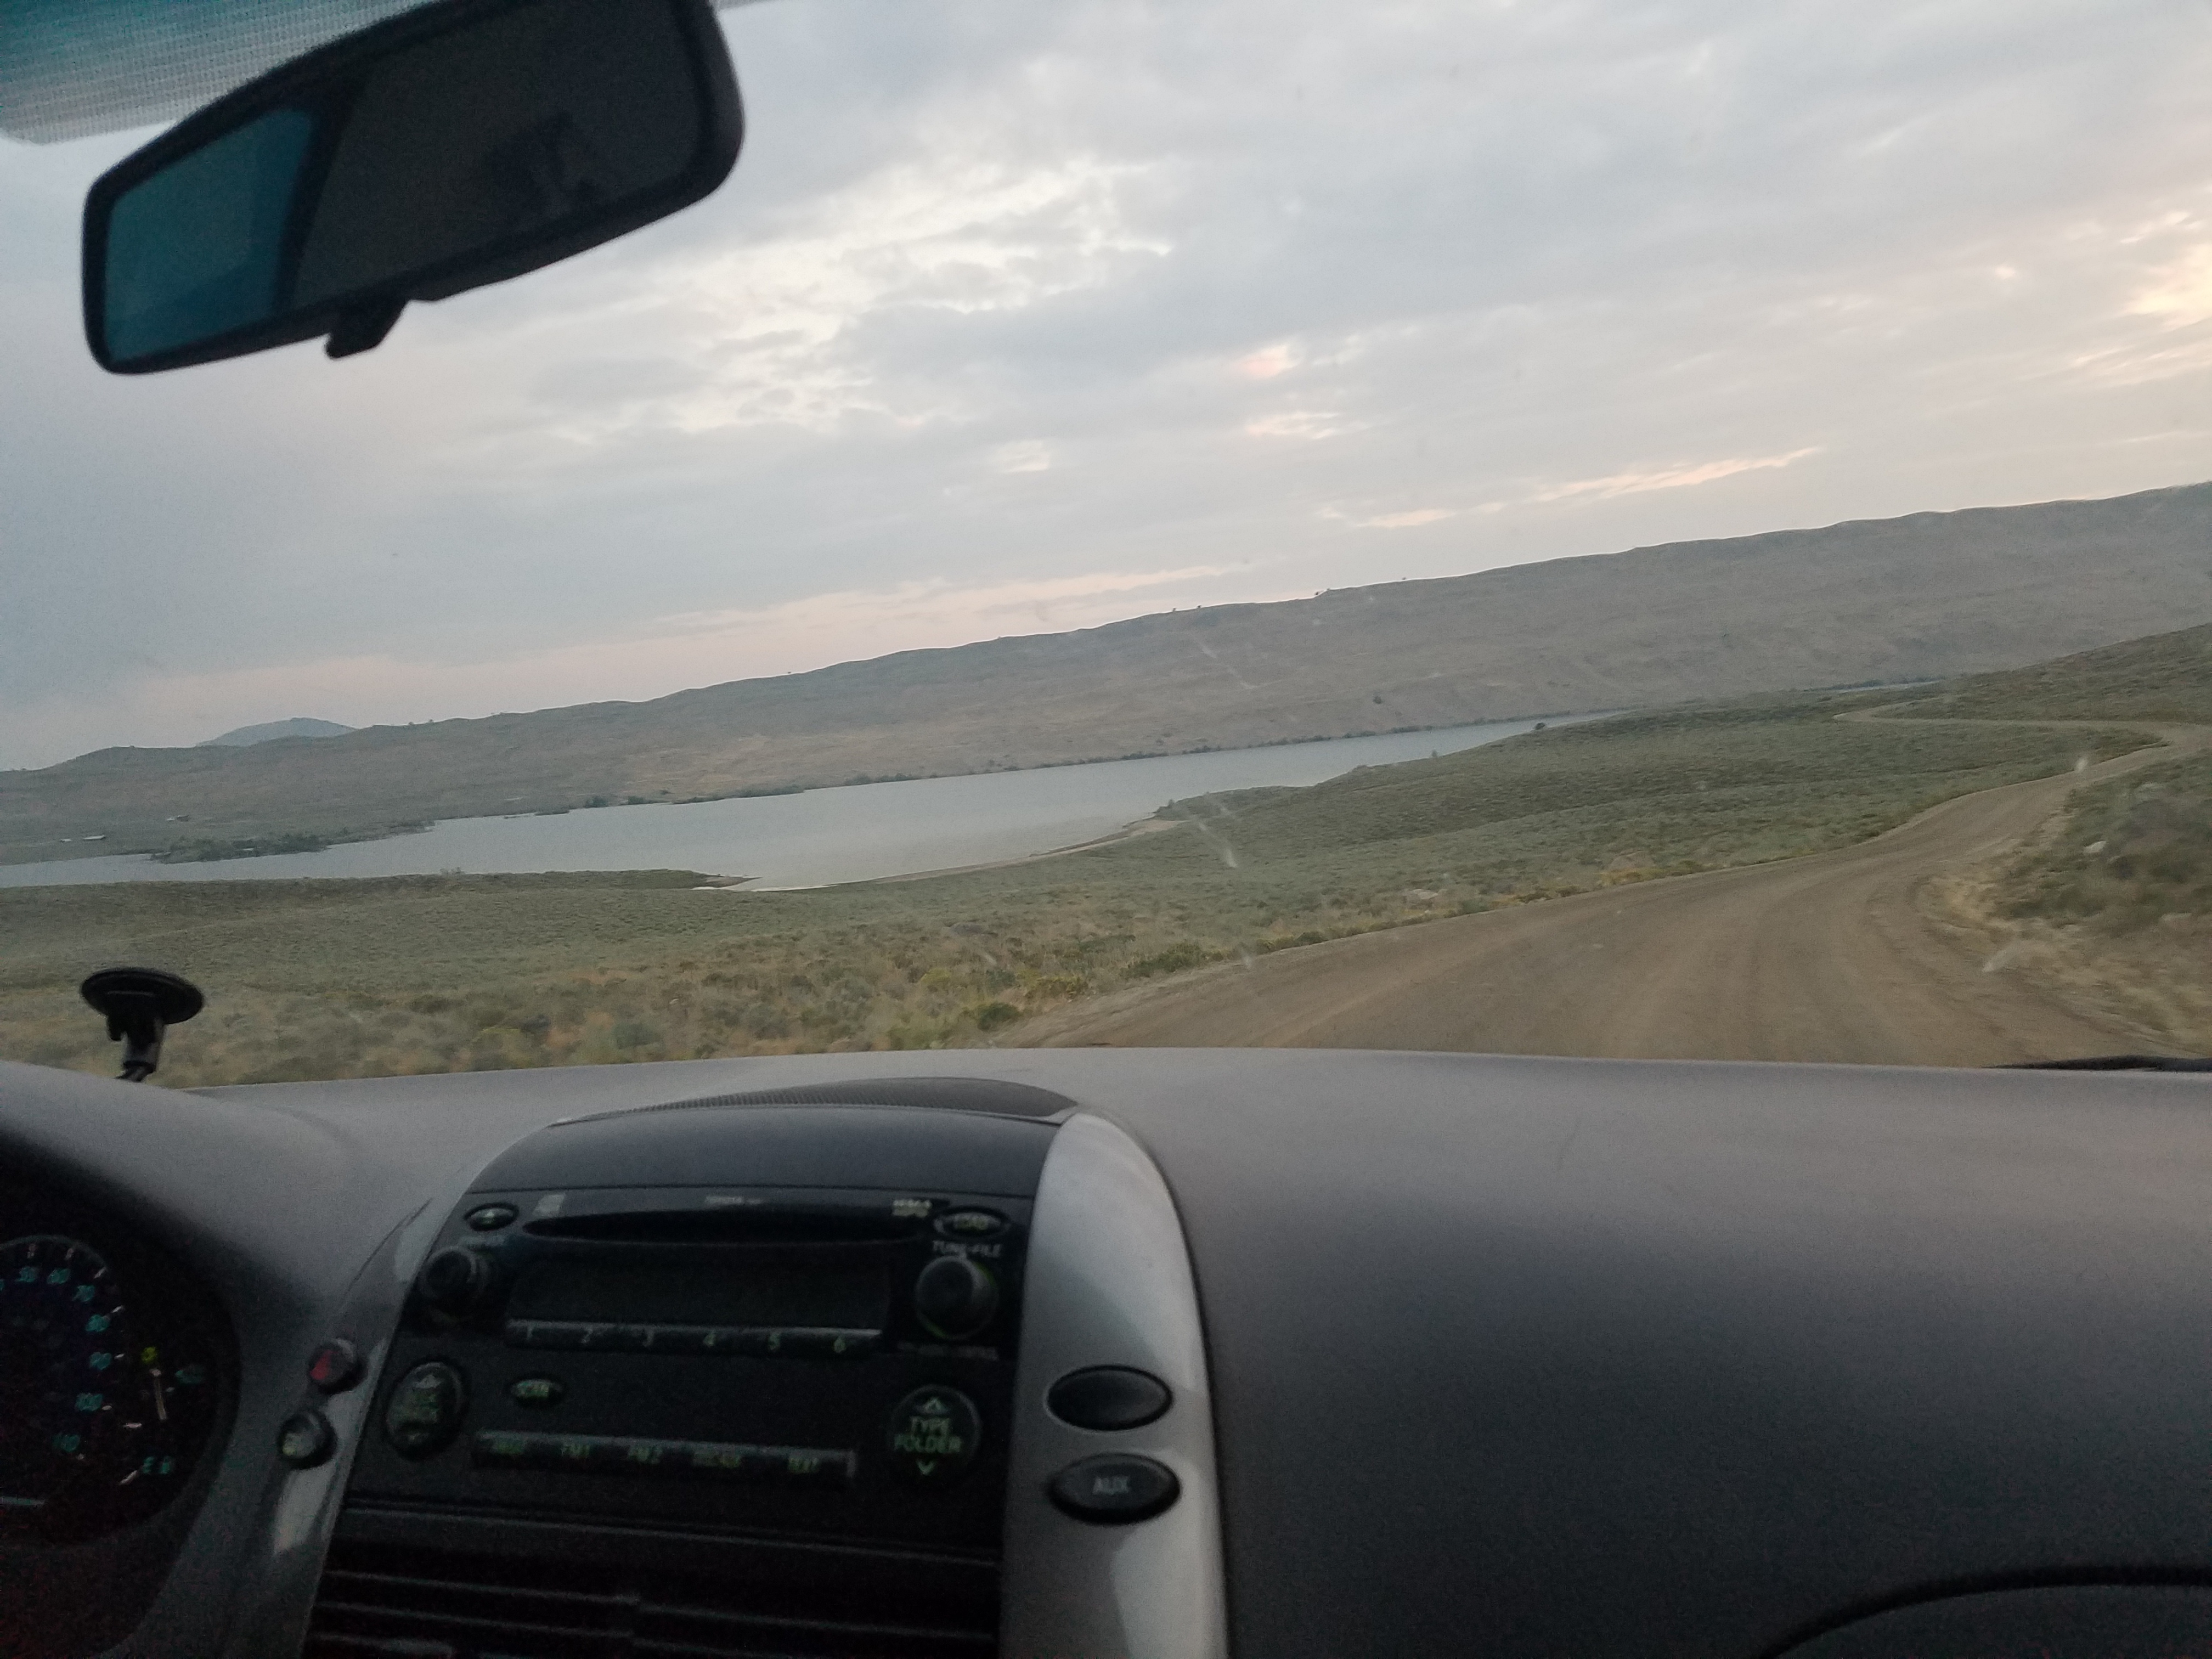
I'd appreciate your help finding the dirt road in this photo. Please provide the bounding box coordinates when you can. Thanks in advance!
[1019,724,2210,1065]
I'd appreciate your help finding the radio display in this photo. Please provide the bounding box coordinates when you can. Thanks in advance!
[510,1253,890,1330]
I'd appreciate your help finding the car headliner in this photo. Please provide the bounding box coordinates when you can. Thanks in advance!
[0,0,764,145]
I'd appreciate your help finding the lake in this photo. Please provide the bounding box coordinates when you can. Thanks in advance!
[0,719,1568,891]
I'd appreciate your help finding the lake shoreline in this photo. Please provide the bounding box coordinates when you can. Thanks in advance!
[0,717,1579,893]
[0,713,1595,871]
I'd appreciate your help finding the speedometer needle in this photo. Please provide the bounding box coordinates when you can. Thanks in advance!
[148,1366,168,1423]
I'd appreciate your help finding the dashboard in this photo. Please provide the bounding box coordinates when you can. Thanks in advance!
[1,1046,2209,1658]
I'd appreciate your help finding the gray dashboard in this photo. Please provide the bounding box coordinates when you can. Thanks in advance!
[2,1046,2210,1657]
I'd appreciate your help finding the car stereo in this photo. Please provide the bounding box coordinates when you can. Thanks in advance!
[345,1180,1029,1553]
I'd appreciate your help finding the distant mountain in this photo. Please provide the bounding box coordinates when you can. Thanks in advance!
[8,482,2212,864]
[198,718,354,748]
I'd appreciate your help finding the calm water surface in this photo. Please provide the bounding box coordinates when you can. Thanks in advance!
[1,719,1570,891]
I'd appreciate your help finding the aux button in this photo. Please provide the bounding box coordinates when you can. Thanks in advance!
[1048,1453,1180,1524]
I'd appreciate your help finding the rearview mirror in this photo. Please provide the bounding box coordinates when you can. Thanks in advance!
[82,0,741,373]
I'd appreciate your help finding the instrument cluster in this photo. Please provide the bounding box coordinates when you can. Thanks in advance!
[0,1192,228,1544]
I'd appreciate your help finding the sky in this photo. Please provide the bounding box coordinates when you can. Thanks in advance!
[4,0,2212,770]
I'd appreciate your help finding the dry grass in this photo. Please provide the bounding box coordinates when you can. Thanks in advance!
[1887,621,2212,725]
[1928,752,2212,1054]
[0,695,2139,1087]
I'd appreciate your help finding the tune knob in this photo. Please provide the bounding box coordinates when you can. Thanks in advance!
[416,1246,497,1316]
[913,1255,998,1340]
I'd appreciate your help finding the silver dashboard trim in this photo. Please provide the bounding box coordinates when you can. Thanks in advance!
[1000,1111,1228,1659]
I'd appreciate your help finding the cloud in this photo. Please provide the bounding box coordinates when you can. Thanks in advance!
[1531,449,1824,505]
[2129,243,2212,329]
[658,562,1239,639]
[990,439,1053,473]
[1235,342,1300,379]
[1323,506,1460,529]
[10,0,2212,768]
[1245,409,1359,440]
[527,150,1172,442]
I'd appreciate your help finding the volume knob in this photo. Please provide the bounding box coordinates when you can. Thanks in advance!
[913,1255,998,1340]
[417,1246,496,1316]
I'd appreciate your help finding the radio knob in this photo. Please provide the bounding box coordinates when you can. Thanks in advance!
[417,1246,497,1316]
[913,1256,998,1340]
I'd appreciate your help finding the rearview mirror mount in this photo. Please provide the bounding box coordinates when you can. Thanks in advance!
[82,0,741,373]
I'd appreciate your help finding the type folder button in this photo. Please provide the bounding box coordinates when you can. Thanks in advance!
[885,1386,981,1485]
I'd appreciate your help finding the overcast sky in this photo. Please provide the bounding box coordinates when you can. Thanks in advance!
[4,0,2211,769]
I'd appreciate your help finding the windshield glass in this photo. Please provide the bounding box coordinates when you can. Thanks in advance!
[4,0,2209,1085]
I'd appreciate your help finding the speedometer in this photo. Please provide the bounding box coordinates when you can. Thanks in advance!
[0,1234,217,1539]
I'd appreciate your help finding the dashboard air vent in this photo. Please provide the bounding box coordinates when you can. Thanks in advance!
[303,1536,996,1658]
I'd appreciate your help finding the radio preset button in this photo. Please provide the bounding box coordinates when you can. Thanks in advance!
[773,1327,878,1361]
[385,1361,467,1459]
[509,1376,565,1408]
[471,1427,860,1486]
[472,1430,539,1469]
[763,1445,856,1486]
[684,1441,754,1479]
[505,1321,590,1350]
[913,1257,999,1340]
[503,1321,883,1359]
[680,1441,856,1486]
[934,1209,1007,1240]
[547,1434,605,1471]
[887,1386,981,1485]
[614,1437,679,1474]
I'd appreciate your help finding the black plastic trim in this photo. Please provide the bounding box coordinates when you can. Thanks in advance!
[568,1076,1082,1124]
[473,1104,1058,1195]
[1760,1570,2212,1659]
[81,0,742,374]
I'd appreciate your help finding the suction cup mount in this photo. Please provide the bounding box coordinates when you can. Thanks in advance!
[80,967,205,1083]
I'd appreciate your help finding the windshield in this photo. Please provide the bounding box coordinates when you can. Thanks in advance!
[4,0,2209,1085]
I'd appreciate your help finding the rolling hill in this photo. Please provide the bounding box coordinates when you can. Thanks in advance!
[6,481,2212,864]
[198,718,355,748]
[7,620,2194,1082]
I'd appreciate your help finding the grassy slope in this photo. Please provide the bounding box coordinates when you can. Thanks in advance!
[1887,621,2212,723]
[2000,755,2212,929]
[0,696,2142,1085]
[1935,746,2212,1052]
[9,484,2212,865]
[1876,620,2212,1052]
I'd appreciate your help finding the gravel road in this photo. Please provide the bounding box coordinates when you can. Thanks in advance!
[1020,724,2209,1065]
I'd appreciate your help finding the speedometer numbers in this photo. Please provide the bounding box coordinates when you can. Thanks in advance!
[0,1235,217,1539]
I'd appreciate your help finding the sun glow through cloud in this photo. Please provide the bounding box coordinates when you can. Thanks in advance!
[1531,449,1824,504]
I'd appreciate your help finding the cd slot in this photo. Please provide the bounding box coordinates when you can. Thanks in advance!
[527,1209,917,1244]
[506,1248,891,1334]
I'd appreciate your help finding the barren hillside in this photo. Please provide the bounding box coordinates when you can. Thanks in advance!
[7,482,2211,863]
